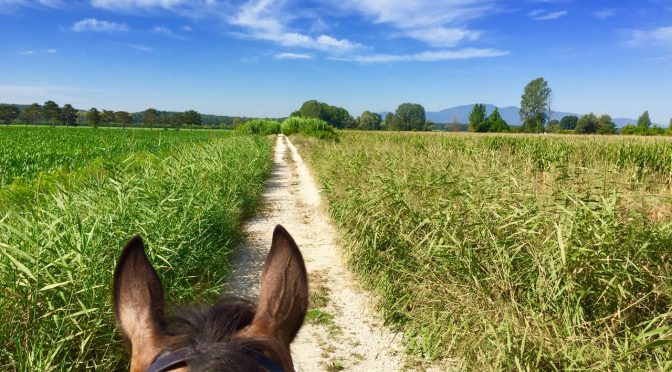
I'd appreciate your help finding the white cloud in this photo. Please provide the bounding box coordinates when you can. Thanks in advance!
[18,50,35,55]
[322,0,496,47]
[127,44,153,51]
[90,0,188,11]
[344,47,509,63]
[152,25,185,38]
[72,18,129,32]
[275,52,312,59]
[627,26,672,47]
[404,27,480,47]
[231,0,362,53]
[593,9,614,19]
[45,48,57,53]
[529,9,567,20]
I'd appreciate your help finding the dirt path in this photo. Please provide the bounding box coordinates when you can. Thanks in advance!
[226,135,408,371]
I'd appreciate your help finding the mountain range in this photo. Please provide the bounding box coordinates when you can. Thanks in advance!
[413,104,638,127]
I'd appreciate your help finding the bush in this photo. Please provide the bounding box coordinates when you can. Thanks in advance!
[281,117,339,140]
[235,119,280,135]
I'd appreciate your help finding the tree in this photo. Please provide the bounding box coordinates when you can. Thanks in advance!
[295,100,354,129]
[637,111,652,131]
[487,108,510,132]
[597,115,616,134]
[621,124,637,135]
[520,77,552,133]
[560,115,578,130]
[450,116,461,132]
[172,112,185,129]
[183,110,202,128]
[115,111,133,129]
[0,104,20,125]
[43,100,61,127]
[575,113,599,134]
[159,112,171,129]
[61,104,78,126]
[101,110,115,126]
[143,108,159,128]
[468,104,488,132]
[546,119,561,133]
[21,103,43,124]
[395,103,426,131]
[384,112,396,130]
[356,111,382,130]
[87,108,101,128]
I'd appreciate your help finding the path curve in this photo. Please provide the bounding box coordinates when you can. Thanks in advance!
[226,135,408,371]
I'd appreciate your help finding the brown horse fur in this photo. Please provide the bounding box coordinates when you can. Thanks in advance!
[113,225,308,371]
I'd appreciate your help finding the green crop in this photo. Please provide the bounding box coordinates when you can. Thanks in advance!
[0,129,273,370]
[295,132,672,370]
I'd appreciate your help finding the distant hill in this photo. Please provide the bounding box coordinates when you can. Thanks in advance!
[421,104,637,127]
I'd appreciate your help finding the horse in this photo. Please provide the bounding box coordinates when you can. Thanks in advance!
[113,225,308,372]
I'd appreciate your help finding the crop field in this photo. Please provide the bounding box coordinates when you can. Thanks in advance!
[294,132,672,370]
[0,127,273,370]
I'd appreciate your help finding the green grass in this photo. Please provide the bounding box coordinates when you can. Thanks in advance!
[0,130,274,370]
[281,117,339,140]
[0,126,226,188]
[294,131,672,370]
[235,119,281,135]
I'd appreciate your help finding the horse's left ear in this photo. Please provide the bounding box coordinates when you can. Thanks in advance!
[243,225,308,348]
[113,236,167,371]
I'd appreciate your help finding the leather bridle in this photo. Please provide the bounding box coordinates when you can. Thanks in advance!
[146,346,285,372]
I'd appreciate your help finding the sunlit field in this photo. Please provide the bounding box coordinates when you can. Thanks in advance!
[0,127,273,370]
[294,131,672,369]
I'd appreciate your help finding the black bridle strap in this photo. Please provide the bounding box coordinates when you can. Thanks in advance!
[146,346,285,372]
[147,347,190,372]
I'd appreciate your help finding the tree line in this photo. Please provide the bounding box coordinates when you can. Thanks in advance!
[0,101,254,129]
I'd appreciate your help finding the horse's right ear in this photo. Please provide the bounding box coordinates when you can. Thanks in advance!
[113,236,167,371]
[244,225,308,348]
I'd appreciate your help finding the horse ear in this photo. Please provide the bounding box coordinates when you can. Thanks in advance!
[247,225,308,347]
[113,236,167,368]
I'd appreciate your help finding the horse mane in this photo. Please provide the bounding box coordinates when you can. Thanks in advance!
[162,297,284,372]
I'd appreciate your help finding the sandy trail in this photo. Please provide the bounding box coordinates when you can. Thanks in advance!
[226,134,408,371]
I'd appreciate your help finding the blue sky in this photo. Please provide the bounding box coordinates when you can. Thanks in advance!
[1,0,671,123]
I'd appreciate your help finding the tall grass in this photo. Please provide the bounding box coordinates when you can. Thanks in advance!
[0,126,225,187]
[295,132,672,370]
[235,119,281,135]
[0,134,273,370]
[281,117,338,140]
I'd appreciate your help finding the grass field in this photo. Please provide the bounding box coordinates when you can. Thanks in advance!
[0,127,274,370]
[294,131,672,370]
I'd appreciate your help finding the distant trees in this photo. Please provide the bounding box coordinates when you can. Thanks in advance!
[596,115,616,134]
[621,111,666,136]
[143,108,159,128]
[292,100,355,129]
[384,112,395,130]
[637,111,652,131]
[115,111,133,128]
[356,111,382,130]
[61,104,78,126]
[468,104,487,132]
[0,104,20,125]
[100,110,115,126]
[87,108,101,128]
[450,116,461,132]
[520,77,552,133]
[394,103,427,131]
[183,110,202,127]
[546,119,561,133]
[560,115,578,130]
[43,100,62,127]
[468,104,509,132]
[22,103,43,124]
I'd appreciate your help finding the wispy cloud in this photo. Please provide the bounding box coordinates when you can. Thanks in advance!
[18,49,57,55]
[333,0,496,46]
[72,18,128,32]
[529,9,567,20]
[152,25,185,38]
[126,44,153,51]
[342,48,509,63]
[90,0,188,11]
[275,52,312,59]
[18,50,35,55]
[231,0,361,53]
[627,26,672,47]
[593,9,615,19]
